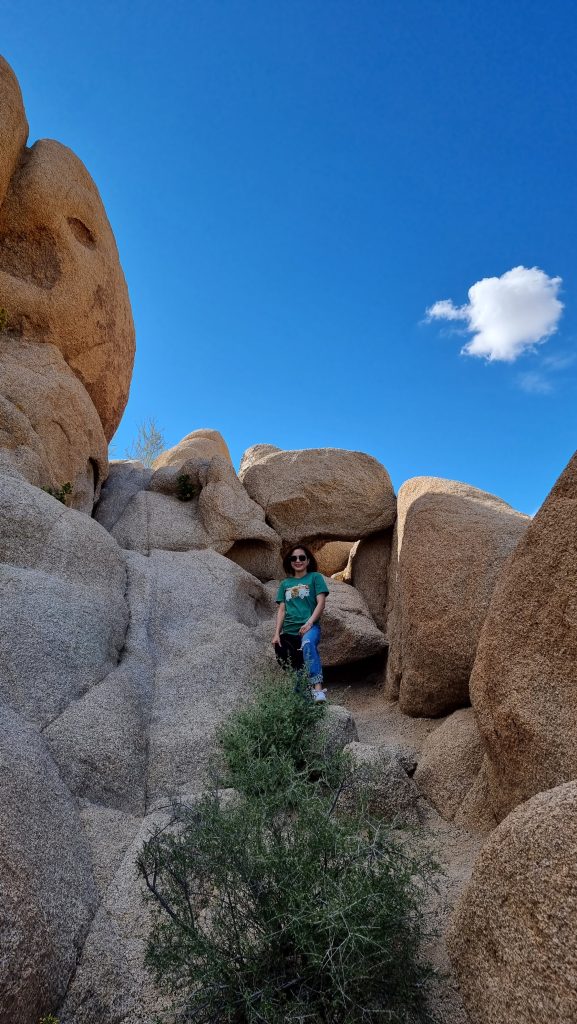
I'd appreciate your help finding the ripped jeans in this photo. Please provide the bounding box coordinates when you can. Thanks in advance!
[274,625,323,687]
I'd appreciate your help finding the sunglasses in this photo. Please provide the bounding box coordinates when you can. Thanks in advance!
[290,554,308,562]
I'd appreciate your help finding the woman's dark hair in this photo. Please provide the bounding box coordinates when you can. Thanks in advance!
[282,544,318,576]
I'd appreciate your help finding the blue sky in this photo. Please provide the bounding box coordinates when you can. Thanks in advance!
[4,0,577,514]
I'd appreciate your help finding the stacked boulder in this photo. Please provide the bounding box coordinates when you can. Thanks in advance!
[384,477,529,716]
[0,55,135,511]
[444,449,577,1024]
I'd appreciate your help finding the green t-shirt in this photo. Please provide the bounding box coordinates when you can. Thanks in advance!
[276,572,329,635]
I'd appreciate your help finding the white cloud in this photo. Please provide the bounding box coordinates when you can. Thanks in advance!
[426,266,564,362]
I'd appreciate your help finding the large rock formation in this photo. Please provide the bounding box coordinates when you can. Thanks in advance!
[238,442,281,476]
[313,538,353,576]
[0,473,128,728]
[96,453,282,580]
[339,530,392,632]
[0,337,108,511]
[470,450,577,820]
[447,781,577,1024]
[153,428,232,468]
[0,708,97,1024]
[0,55,134,508]
[385,478,528,717]
[240,446,396,545]
[0,56,28,214]
[414,709,495,831]
[0,467,280,1021]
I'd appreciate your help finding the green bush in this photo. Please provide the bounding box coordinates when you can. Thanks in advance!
[41,482,72,505]
[39,1016,60,1024]
[138,786,438,1024]
[216,668,327,797]
[175,473,200,502]
[138,675,439,1023]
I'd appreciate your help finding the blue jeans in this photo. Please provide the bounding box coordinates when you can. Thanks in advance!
[300,624,323,686]
[275,625,323,688]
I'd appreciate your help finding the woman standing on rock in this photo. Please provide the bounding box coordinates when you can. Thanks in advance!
[272,544,329,698]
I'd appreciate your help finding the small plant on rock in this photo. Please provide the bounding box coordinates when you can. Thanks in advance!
[41,481,72,505]
[39,1015,60,1024]
[175,472,200,502]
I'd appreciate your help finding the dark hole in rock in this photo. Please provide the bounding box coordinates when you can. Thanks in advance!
[323,650,387,688]
[67,217,96,248]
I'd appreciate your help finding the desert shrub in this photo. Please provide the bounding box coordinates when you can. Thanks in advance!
[139,675,439,1022]
[39,1016,60,1024]
[216,668,327,797]
[41,481,72,505]
[138,785,438,1024]
[125,416,165,466]
[175,473,200,502]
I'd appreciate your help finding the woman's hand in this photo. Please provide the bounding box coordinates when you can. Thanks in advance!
[272,633,281,647]
[299,620,313,636]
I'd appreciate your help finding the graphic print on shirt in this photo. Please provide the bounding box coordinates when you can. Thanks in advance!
[285,583,310,601]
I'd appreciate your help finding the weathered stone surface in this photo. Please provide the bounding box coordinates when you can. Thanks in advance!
[314,539,353,576]
[46,664,148,813]
[386,477,528,717]
[241,447,396,544]
[453,757,499,834]
[62,789,246,1024]
[0,706,97,1024]
[93,460,152,532]
[100,454,282,580]
[80,802,142,899]
[145,548,271,803]
[60,808,171,1024]
[0,133,135,439]
[153,427,231,469]
[320,578,388,666]
[470,451,577,820]
[414,709,487,827]
[0,337,108,511]
[447,781,577,1024]
[341,741,421,825]
[0,56,133,507]
[341,529,392,631]
[383,518,402,700]
[0,472,128,728]
[238,442,281,478]
[319,704,359,758]
[0,56,28,208]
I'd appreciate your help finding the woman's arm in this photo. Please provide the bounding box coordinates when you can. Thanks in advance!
[299,593,326,635]
[272,602,285,645]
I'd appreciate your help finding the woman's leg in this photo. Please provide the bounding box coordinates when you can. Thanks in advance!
[275,633,304,673]
[301,625,323,686]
